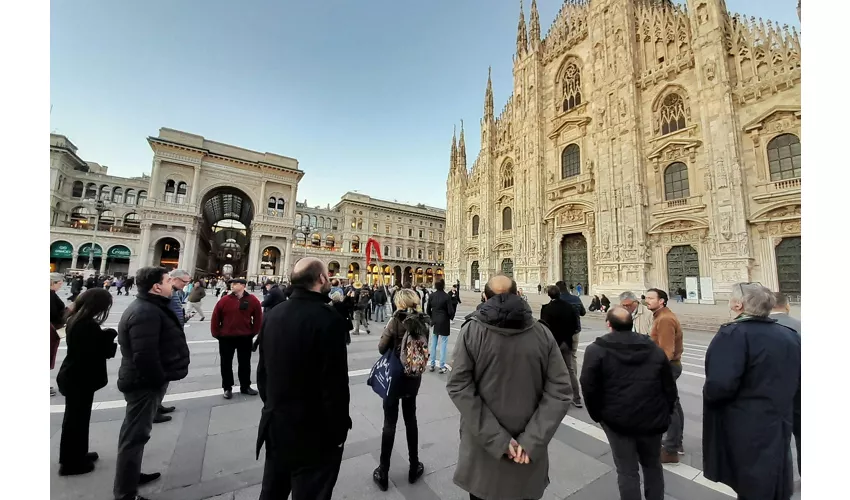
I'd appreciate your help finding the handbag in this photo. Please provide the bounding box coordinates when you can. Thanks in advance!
[366,349,404,400]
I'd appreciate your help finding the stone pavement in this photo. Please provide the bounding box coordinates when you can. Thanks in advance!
[49,290,800,499]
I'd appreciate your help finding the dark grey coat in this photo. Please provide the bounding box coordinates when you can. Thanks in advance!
[447,294,573,500]
[426,289,454,337]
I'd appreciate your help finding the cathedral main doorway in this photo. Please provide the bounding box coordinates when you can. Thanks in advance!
[775,236,801,301]
[666,245,699,296]
[560,234,588,291]
[470,261,480,290]
[500,258,514,278]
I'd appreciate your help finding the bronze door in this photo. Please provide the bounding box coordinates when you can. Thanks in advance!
[561,234,588,290]
[775,237,801,301]
[470,261,480,289]
[501,258,514,278]
[666,245,699,296]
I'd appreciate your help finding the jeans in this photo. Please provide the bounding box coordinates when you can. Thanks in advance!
[429,334,448,368]
[354,310,369,333]
[113,383,168,500]
[569,333,582,403]
[260,443,344,500]
[662,362,684,453]
[59,390,95,466]
[379,377,421,472]
[218,336,254,391]
[602,423,665,500]
[373,303,386,323]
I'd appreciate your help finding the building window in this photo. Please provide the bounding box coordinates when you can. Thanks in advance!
[419,229,423,238]
[351,218,357,229]
[137,190,147,204]
[438,251,443,261]
[408,228,413,237]
[502,162,514,189]
[325,234,335,248]
[439,232,443,241]
[310,215,318,227]
[397,226,402,236]
[428,250,433,260]
[295,214,303,226]
[561,63,583,113]
[268,197,277,216]
[176,182,188,204]
[111,187,124,203]
[72,181,84,198]
[664,162,690,201]
[407,248,412,258]
[311,233,321,247]
[767,133,801,181]
[373,222,378,232]
[99,185,110,201]
[659,93,687,136]
[561,144,581,179]
[332,218,338,230]
[429,230,433,240]
[384,245,390,256]
[278,199,286,217]
[418,249,423,259]
[164,180,176,203]
[385,224,391,234]
[502,207,513,230]
[351,236,360,253]
[124,189,136,205]
[357,219,363,230]
[84,183,97,200]
[124,212,141,229]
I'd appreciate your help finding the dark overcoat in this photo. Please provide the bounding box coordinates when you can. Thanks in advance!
[426,289,454,337]
[703,316,801,500]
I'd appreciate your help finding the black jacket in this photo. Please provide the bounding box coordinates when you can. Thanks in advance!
[57,318,118,395]
[373,288,387,305]
[256,288,351,464]
[261,285,286,312]
[559,292,587,331]
[426,289,455,336]
[540,298,579,347]
[50,290,66,329]
[116,292,191,393]
[580,331,677,436]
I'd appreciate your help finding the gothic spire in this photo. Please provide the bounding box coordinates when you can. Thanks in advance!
[484,66,494,120]
[516,0,528,56]
[458,120,467,171]
[450,125,457,174]
[529,0,540,45]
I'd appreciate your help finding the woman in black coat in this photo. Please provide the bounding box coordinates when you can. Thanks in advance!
[425,280,455,373]
[600,294,611,312]
[56,288,118,476]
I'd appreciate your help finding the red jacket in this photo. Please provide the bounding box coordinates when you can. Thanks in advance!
[211,292,263,338]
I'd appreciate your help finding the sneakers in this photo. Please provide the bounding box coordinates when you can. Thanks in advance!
[428,365,435,372]
[241,387,259,396]
[409,462,425,484]
[661,449,680,464]
[573,401,584,409]
[372,467,389,491]
[153,414,172,424]
[678,446,685,455]
[139,472,161,485]
[439,367,448,374]
[223,389,233,400]
[58,461,95,476]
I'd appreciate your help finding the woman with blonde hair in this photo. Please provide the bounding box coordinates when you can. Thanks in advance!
[372,288,430,491]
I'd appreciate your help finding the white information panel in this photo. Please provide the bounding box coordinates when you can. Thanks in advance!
[685,277,700,304]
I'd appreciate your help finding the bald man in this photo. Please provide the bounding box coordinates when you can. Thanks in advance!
[256,257,351,500]
[447,274,572,500]
[580,306,678,500]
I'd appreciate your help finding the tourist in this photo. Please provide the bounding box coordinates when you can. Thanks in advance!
[619,291,654,336]
[186,280,206,321]
[540,285,580,382]
[261,281,286,313]
[352,282,371,335]
[703,283,800,499]
[426,279,454,374]
[214,278,225,297]
[329,290,354,345]
[153,269,191,423]
[372,288,430,491]
[588,294,601,312]
[256,258,351,500]
[600,294,611,312]
[449,283,462,309]
[645,288,684,462]
[576,282,583,296]
[580,306,677,500]
[113,267,190,500]
[537,283,542,294]
[69,275,84,302]
[211,278,262,399]
[50,272,66,397]
[447,275,572,500]
[115,277,125,296]
[518,287,528,301]
[56,288,118,476]
[556,281,586,409]
[769,291,801,473]
[123,276,134,295]
[372,284,388,323]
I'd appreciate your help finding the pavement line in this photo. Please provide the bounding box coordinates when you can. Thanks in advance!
[560,415,736,497]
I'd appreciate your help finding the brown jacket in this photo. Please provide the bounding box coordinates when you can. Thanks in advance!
[650,307,683,363]
[378,310,431,357]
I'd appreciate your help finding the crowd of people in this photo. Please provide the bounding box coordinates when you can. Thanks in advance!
[50,261,800,500]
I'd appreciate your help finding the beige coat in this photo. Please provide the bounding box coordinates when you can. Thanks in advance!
[632,303,654,336]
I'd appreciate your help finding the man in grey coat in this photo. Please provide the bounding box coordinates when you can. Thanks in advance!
[447,275,573,500]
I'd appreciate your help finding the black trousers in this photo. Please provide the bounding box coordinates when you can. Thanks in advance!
[602,423,664,500]
[218,336,254,390]
[113,384,167,500]
[59,390,95,465]
[380,389,419,472]
[260,444,344,500]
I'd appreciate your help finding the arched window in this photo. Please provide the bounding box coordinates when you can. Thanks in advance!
[124,212,141,229]
[357,218,363,230]
[664,162,690,200]
[659,93,687,135]
[176,182,188,204]
[296,232,306,245]
[325,234,335,248]
[164,180,176,203]
[137,190,147,204]
[99,185,110,201]
[332,218,339,230]
[310,215,317,227]
[767,134,801,181]
[502,207,513,230]
[72,181,84,198]
[98,210,115,230]
[268,197,277,216]
[351,235,361,253]
[502,162,514,189]
[561,63,583,112]
[111,187,124,203]
[561,144,581,179]
[84,183,97,200]
[324,217,330,229]
[124,189,136,205]
[407,248,413,258]
[70,206,93,227]
[418,249,423,260]
[276,198,285,216]
[311,233,321,247]
[471,215,480,236]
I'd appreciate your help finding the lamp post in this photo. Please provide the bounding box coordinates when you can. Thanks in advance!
[85,200,108,272]
[298,224,314,258]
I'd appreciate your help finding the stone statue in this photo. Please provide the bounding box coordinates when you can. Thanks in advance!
[602,231,610,250]
[721,215,733,240]
[626,228,634,248]
[625,184,633,207]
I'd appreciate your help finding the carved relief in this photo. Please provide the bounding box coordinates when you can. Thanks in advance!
[721,215,733,240]
[626,227,634,248]
[558,208,585,226]
[602,231,610,249]
[704,58,716,81]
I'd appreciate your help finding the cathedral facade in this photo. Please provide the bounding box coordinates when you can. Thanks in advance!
[445,0,801,301]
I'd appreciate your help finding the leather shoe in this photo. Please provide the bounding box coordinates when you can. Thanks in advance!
[223,389,232,400]
[240,387,259,396]
[153,413,172,423]
[138,472,161,485]
[85,452,99,462]
[58,461,95,476]
[158,405,176,414]
[409,461,424,484]
[372,467,388,492]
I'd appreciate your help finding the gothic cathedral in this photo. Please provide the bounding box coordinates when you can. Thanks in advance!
[444,0,801,301]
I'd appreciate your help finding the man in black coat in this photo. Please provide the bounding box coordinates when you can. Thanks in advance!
[113,267,190,500]
[426,280,455,374]
[580,306,677,500]
[556,280,587,408]
[261,282,286,313]
[256,257,351,500]
[540,285,580,371]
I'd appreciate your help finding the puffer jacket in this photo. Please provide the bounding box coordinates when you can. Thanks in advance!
[116,291,190,393]
[580,330,677,435]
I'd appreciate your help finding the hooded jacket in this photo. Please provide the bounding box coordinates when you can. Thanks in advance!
[580,330,677,436]
[447,293,572,500]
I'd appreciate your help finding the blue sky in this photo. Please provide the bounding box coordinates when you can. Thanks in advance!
[50,0,799,209]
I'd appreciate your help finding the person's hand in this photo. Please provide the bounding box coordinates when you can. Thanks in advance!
[507,438,530,464]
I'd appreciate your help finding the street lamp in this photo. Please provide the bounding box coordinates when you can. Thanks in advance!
[298,224,314,258]
[85,200,109,272]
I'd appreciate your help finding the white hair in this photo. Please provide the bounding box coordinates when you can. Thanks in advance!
[170,269,190,280]
[730,283,776,317]
[50,272,64,285]
[619,291,639,302]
